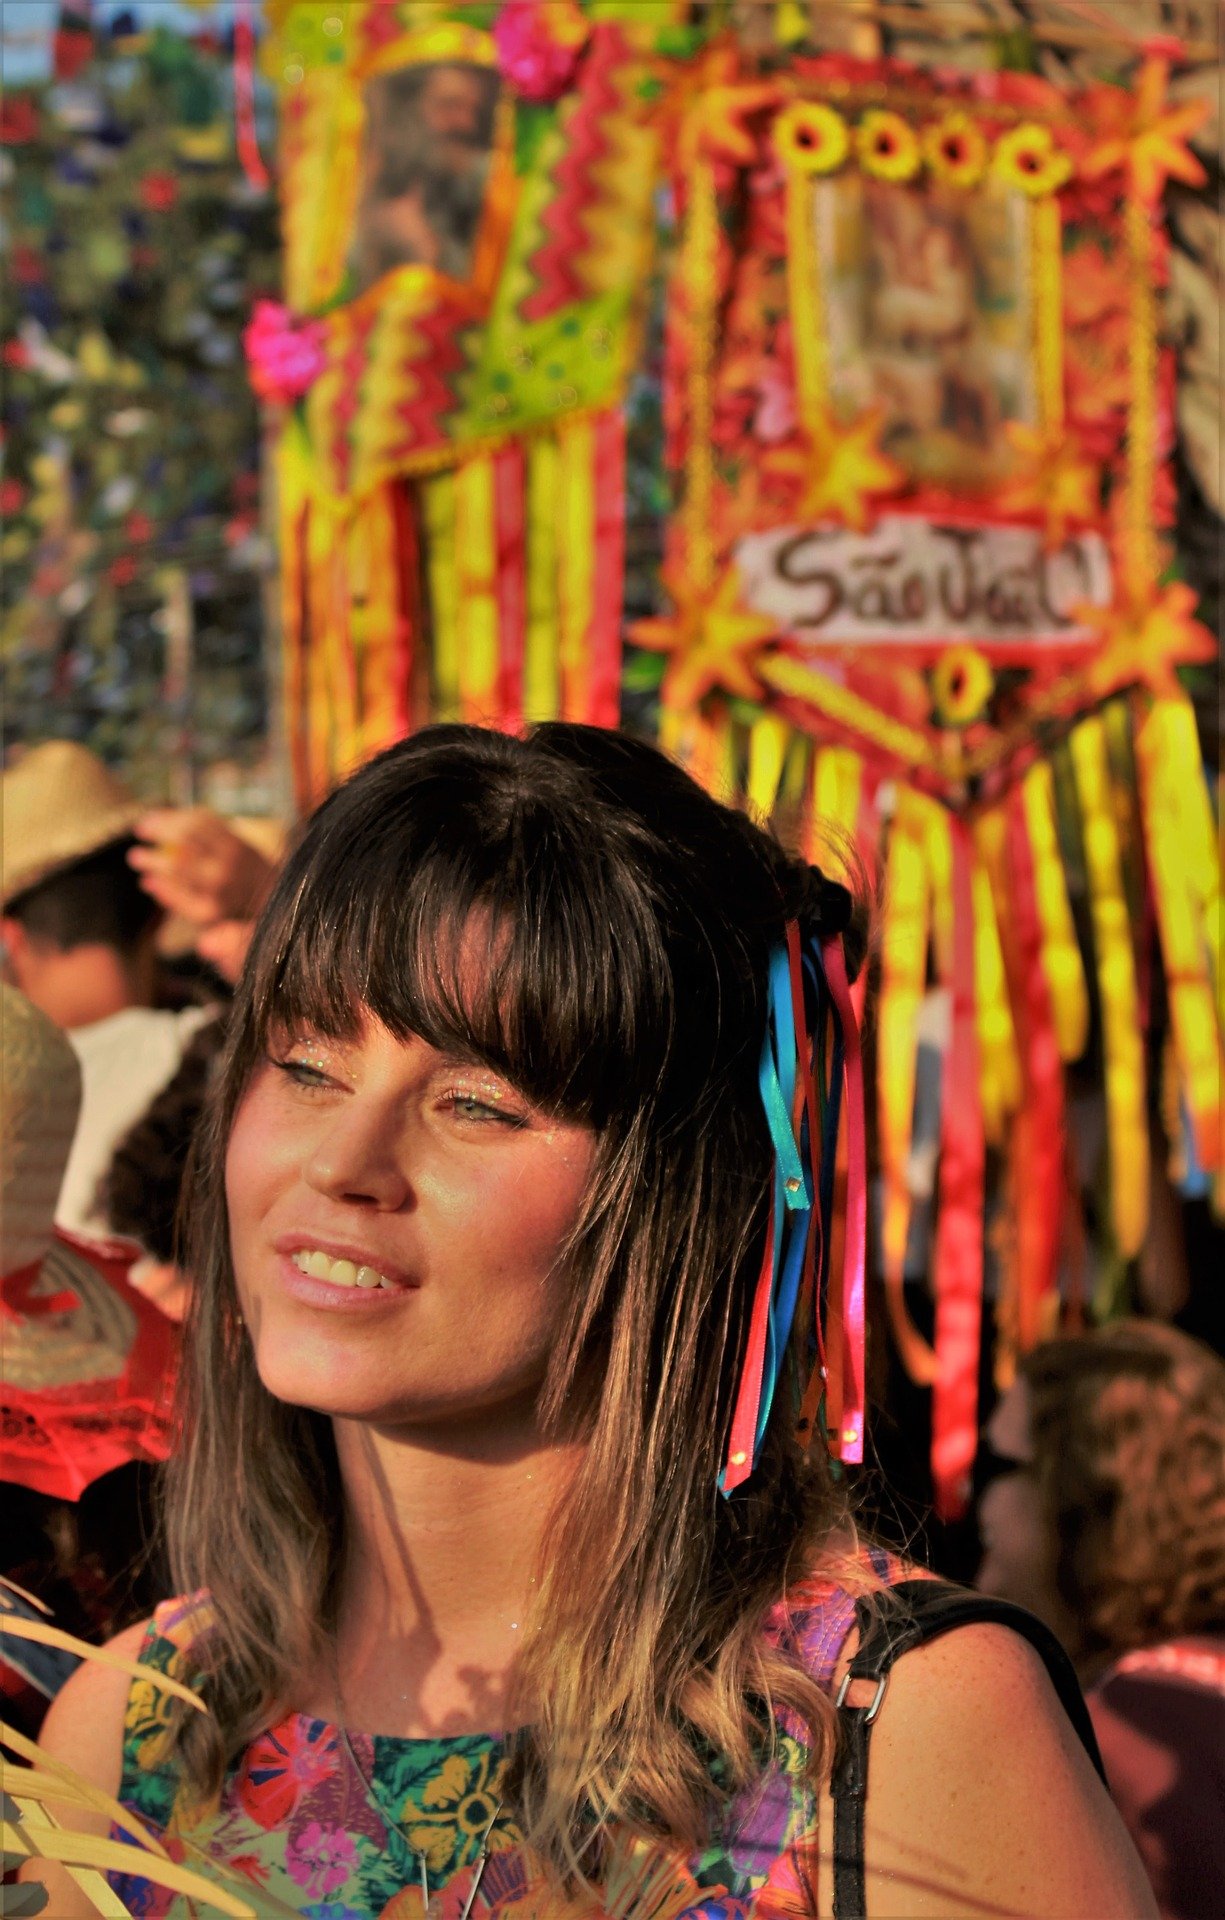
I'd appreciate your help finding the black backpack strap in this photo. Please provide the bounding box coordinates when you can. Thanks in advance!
[830,1579,1104,1920]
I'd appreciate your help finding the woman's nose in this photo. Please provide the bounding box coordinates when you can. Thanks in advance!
[302,1102,413,1211]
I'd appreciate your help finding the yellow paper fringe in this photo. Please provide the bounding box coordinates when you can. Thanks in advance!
[421,470,461,723]
[1021,758,1090,1062]
[811,746,862,843]
[972,860,1022,1145]
[454,454,500,725]
[746,711,790,820]
[524,434,562,724]
[557,415,596,723]
[1135,694,1223,1175]
[681,153,720,595]
[1122,196,1160,601]
[879,787,938,1383]
[783,161,827,432]
[1070,715,1149,1257]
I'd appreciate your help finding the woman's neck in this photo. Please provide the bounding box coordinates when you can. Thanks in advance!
[312,1402,582,1739]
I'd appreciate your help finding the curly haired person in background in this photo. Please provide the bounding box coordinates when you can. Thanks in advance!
[979,1321,1225,1920]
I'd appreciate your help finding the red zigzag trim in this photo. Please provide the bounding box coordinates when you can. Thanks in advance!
[521,25,625,324]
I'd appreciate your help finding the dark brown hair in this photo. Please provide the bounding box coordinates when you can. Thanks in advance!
[164,723,870,1883]
[1021,1319,1225,1663]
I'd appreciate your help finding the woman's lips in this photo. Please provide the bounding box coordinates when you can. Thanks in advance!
[275,1251,418,1311]
[271,1234,417,1310]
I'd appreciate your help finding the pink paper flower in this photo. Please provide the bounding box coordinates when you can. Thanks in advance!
[493,0,589,105]
[243,300,327,407]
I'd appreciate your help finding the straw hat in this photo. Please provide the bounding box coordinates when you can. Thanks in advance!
[1,741,143,909]
[0,983,82,1275]
[0,984,141,1392]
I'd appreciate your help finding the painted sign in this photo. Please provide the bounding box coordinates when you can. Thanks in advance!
[734,515,1113,652]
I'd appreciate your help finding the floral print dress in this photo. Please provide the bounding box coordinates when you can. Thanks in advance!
[109,1550,907,1919]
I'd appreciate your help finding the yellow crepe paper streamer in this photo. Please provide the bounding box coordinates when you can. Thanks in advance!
[304,499,350,800]
[1021,759,1090,1063]
[782,154,827,432]
[682,153,720,596]
[972,860,1021,1146]
[524,434,561,725]
[352,483,408,764]
[1122,196,1160,603]
[1030,195,1065,435]
[808,746,864,891]
[275,423,312,812]
[746,712,790,822]
[810,747,863,850]
[925,800,954,989]
[557,416,597,724]
[704,700,739,805]
[454,454,500,726]
[421,470,461,724]
[1070,716,1149,1257]
[1135,695,1222,1176]
[757,653,936,771]
[879,786,938,1384]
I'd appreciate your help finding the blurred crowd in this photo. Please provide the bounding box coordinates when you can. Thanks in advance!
[0,739,1221,1920]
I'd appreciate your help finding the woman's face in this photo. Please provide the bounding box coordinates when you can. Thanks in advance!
[225,1008,596,1431]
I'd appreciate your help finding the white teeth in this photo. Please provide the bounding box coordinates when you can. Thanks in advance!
[291,1249,393,1290]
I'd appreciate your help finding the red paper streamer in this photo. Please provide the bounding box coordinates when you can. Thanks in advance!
[589,409,626,728]
[493,445,527,735]
[389,481,419,737]
[822,936,866,1464]
[721,1209,776,1492]
[930,823,985,1521]
[1004,787,1065,1348]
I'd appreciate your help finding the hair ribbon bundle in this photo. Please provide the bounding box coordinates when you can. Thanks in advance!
[721,894,866,1493]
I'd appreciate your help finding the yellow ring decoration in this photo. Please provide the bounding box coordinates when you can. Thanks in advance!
[931,646,994,727]
[773,102,850,177]
[857,109,921,183]
[922,111,988,189]
[993,123,1073,199]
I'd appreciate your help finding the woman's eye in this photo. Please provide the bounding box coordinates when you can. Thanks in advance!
[271,1056,332,1091]
[442,1089,525,1126]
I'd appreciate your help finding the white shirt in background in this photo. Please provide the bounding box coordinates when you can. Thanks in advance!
[56,1004,211,1237]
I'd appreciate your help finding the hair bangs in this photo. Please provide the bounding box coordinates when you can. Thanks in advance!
[245,772,671,1131]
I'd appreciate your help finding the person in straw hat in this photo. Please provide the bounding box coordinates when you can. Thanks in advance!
[0,742,213,1235]
[0,983,175,1732]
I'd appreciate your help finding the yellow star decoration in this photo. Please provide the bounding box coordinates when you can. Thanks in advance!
[1084,55,1209,205]
[764,409,904,534]
[1078,582,1215,703]
[997,424,1100,547]
[692,81,779,167]
[630,563,778,707]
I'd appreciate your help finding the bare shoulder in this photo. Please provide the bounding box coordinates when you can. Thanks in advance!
[37,1616,150,1800]
[861,1621,1159,1919]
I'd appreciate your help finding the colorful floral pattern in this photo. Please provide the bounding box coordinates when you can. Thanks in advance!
[110,1552,908,1918]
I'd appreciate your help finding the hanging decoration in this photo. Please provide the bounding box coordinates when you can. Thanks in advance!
[251,13,1219,1522]
[639,46,1219,1518]
[259,0,668,805]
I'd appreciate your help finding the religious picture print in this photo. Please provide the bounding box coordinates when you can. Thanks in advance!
[349,59,501,292]
[818,174,1032,490]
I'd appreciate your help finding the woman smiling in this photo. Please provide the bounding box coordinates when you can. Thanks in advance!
[37,725,1154,1919]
